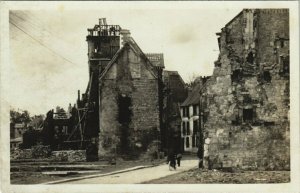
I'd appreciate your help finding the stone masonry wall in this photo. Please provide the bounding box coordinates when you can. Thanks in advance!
[204,9,289,170]
[99,45,160,158]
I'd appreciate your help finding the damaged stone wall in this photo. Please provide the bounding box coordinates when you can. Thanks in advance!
[204,9,289,170]
[99,45,160,158]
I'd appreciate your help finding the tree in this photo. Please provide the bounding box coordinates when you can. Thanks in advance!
[10,109,31,125]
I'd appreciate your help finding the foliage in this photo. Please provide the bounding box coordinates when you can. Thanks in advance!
[10,109,31,125]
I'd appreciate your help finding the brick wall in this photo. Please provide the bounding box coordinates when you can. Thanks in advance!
[99,45,160,158]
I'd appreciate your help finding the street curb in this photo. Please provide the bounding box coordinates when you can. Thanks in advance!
[41,164,157,184]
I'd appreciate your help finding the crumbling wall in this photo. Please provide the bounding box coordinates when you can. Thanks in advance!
[204,9,290,170]
[99,46,160,158]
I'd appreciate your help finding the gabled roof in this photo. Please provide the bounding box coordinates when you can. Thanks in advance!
[163,70,187,103]
[99,37,158,80]
[181,83,201,107]
[163,71,185,86]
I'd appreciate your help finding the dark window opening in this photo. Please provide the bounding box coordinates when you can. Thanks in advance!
[193,105,197,116]
[282,56,290,75]
[280,40,284,48]
[264,121,275,126]
[231,69,241,82]
[193,120,198,134]
[229,131,232,138]
[187,122,190,135]
[246,52,254,64]
[243,95,252,104]
[263,71,272,82]
[187,107,190,118]
[192,136,196,147]
[186,137,190,148]
[243,108,253,122]
[182,122,186,135]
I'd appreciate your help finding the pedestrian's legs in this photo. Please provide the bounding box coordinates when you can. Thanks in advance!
[198,158,203,168]
[171,157,176,170]
[177,158,181,167]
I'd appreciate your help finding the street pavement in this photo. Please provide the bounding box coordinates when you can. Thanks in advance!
[62,159,198,184]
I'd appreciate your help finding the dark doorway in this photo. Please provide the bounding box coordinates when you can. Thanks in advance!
[118,94,132,154]
[246,52,254,64]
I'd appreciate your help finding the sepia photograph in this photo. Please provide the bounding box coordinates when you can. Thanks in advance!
[0,1,299,193]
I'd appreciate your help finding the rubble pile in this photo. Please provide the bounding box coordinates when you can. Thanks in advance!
[51,150,86,162]
[10,149,32,160]
[32,145,51,158]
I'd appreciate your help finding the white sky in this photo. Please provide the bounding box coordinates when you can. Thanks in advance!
[8,7,243,115]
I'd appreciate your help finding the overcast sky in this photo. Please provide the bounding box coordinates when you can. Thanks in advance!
[9,7,242,115]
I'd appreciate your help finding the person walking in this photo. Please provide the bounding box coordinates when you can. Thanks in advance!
[167,149,176,170]
[176,153,182,167]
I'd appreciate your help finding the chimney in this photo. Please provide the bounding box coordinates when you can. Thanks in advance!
[120,29,131,45]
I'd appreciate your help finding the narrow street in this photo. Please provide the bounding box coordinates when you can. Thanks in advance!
[55,159,198,184]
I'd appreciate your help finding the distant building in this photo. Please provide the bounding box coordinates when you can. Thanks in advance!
[10,123,26,139]
[180,77,207,153]
[162,71,188,153]
[10,137,22,149]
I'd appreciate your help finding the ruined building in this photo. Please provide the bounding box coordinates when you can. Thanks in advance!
[41,19,187,160]
[75,19,165,159]
[202,9,290,170]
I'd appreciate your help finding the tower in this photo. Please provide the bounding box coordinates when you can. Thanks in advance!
[86,18,121,76]
[84,19,121,161]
